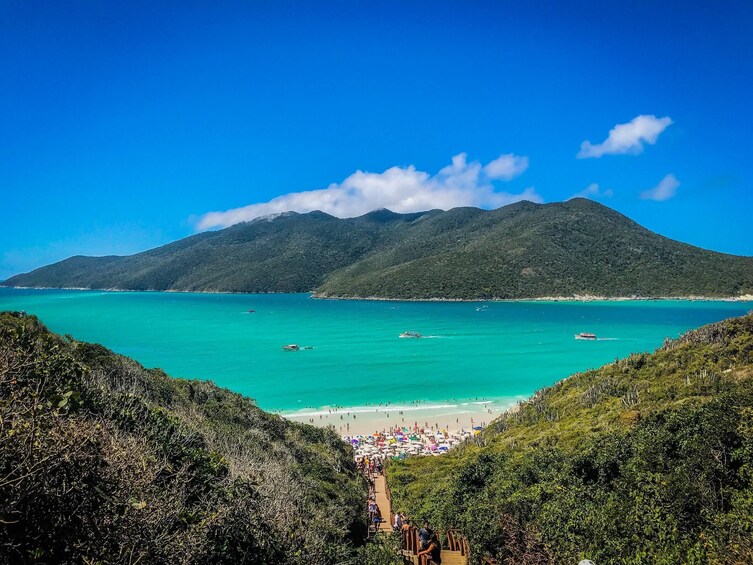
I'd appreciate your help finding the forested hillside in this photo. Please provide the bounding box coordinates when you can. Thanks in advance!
[388,313,753,563]
[5,199,753,299]
[0,312,366,564]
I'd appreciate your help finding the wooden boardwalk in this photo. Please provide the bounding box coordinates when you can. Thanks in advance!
[373,474,393,533]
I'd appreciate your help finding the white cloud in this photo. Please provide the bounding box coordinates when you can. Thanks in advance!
[577,114,673,158]
[483,153,529,180]
[569,183,614,200]
[640,174,680,202]
[197,153,538,230]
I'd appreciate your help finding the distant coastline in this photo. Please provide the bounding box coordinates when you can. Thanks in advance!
[312,292,753,303]
[4,285,753,303]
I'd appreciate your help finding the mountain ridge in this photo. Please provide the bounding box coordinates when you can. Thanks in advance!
[4,199,753,299]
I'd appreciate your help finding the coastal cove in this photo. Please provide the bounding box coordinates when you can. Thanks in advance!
[1,288,750,422]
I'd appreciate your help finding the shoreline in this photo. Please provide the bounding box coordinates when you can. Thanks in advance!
[3,285,752,302]
[277,396,527,438]
[312,292,753,303]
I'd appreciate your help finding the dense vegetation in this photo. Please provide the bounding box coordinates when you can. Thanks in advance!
[388,313,753,563]
[3,310,753,563]
[0,312,366,564]
[5,199,753,299]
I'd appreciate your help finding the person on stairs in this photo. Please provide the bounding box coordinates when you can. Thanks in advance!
[418,522,433,549]
[416,531,441,564]
[393,511,403,531]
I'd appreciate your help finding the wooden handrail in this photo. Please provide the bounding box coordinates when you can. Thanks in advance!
[384,469,473,564]
[399,524,471,563]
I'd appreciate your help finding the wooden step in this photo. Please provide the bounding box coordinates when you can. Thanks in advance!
[407,549,467,565]
[441,550,468,565]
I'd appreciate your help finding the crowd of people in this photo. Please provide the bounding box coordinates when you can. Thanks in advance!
[349,423,483,462]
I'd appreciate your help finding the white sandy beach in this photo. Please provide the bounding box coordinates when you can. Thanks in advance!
[281,397,523,438]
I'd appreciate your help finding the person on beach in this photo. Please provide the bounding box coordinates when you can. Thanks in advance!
[416,531,441,564]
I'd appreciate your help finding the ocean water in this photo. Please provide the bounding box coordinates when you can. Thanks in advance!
[1,288,750,412]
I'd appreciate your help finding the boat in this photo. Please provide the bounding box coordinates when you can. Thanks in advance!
[575,332,597,340]
[248,309,255,313]
[399,331,421,339]
[282,344,301,351]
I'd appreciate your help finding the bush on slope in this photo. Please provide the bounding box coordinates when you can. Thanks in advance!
[388,313,753,563]
[0,312,366,564]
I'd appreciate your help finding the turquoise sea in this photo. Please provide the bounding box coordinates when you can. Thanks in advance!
[1,288,750,412]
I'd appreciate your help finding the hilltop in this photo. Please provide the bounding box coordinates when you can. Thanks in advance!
[388,312,753,563]
[0,312,366,563]
[4,199,753,299]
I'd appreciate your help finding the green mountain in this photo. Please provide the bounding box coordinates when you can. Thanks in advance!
[4,199,753,299]
[0,312,366,564]
[388,313,753,563]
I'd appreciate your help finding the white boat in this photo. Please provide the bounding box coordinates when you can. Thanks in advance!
[399,331,421,339]
[282,344,301,351]
[575,332,597,340]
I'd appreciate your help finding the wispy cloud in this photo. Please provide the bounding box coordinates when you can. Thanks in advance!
[569,183,614,200]
[197,153,539,230]
[577,114,673,158]
[640,174,680,201]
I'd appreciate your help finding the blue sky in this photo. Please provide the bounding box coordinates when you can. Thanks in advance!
[1,1,752,279]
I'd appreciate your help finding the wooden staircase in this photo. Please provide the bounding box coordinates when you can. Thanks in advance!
[399,524,469,565]
[367,470,469,565]
[373,475,394,533]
